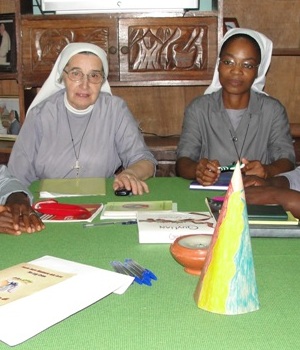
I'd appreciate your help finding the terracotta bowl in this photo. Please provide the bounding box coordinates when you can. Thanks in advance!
[170,234,212,275]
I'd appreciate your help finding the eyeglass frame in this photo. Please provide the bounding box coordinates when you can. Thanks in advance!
[218,58,260,70]
[63,68,106,84]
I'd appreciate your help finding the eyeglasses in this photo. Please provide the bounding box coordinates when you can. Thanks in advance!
[219,59,260,70]
[63,69,105,84]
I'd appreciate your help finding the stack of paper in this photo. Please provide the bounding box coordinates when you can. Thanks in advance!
[0,256,133,346]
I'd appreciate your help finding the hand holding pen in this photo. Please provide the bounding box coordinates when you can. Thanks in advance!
[196,158,221,186]
[241,158,267,178]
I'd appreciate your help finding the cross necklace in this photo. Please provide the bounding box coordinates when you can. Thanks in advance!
[65,108,93,177]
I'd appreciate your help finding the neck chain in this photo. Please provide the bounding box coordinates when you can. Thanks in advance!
[229,114,252,163]
[65,108,93,177]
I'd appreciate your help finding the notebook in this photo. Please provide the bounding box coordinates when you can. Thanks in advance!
[39,178,106,198]
[189,172,232,190]
[247,204,288,221]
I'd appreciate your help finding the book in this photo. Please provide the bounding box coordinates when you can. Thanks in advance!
[205,197,299,226]
[0,256,133,346]
[101,200,175,220]
[137,211,216,243]
[247,204,288,221]
[35,203,104,223]
[249,211,298,225]
[189,171,232,190]
[0,134,17,141]
[39,177,106,198]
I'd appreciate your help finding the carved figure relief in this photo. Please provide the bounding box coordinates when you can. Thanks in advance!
[32,28,109,70]
[129,25,206,72]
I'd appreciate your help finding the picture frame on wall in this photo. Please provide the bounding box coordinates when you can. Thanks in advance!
[0,13,17,73]
[0,96,20,140]
[223,18,240,35]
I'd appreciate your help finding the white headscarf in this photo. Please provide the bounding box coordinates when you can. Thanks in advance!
[204,28,273,95]
[27,42,112,114]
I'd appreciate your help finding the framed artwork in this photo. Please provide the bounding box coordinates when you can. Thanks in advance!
[223,18,240,35]
[0,13,17,73]
[0,96,20,140]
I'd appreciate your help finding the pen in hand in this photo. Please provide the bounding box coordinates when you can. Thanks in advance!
[83,220,137,228]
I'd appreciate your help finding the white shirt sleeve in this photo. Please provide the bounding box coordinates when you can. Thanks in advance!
[278,167,300,191]
[0,165,33,205]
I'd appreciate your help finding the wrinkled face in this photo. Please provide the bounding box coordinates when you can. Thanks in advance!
[218,37,260,96]
[63,53,104,110]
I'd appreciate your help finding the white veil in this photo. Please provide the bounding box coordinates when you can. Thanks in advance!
[27,43,112,114]
[204,28,273,95]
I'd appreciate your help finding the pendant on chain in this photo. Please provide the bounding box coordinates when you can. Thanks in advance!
[74,160,80,177]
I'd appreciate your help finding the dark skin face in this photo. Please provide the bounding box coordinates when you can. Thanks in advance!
[218,37,260,109]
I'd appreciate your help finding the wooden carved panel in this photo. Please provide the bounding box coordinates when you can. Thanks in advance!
[21,16,118,87]
[129,26,206,71]
[119,17,217,83]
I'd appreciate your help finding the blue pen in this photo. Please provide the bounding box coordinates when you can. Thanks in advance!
[83,220,137,228]
[124,261,152,286]
[125,259,158,281]
[111,261,143,285]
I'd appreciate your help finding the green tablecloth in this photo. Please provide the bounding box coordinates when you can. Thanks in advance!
[1,177,300,349]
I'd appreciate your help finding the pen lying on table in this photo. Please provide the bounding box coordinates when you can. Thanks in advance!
[110,259,157,286]
[83,220,137,228]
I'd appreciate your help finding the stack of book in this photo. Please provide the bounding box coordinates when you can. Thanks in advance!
[100,200,176,220]
[205,197,299,233]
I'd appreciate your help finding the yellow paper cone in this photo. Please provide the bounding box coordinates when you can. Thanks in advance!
[194,162,259,315]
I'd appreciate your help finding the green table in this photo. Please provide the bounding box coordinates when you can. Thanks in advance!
[1,177,300,350]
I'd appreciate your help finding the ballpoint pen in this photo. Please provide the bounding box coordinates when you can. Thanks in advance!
[218,163,245,172]
[125,259,158,281]
[123,262,152,286]
[83,220,137,228]
[110,261,143,285]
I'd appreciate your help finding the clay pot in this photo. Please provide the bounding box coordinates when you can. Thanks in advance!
[170,234,212,275]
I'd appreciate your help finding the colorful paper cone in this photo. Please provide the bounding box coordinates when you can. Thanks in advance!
[194,161,259,315]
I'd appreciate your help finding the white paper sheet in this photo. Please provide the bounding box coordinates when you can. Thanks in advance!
[0,256,134,346]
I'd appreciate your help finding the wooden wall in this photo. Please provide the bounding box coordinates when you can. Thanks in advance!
[1,0,300,131]
[224,0,300,124]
